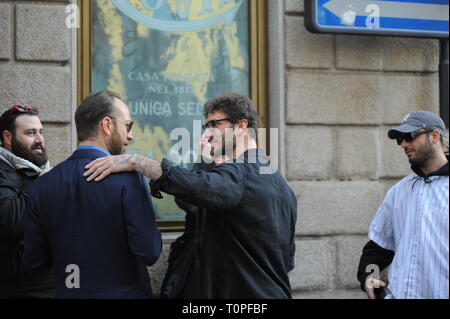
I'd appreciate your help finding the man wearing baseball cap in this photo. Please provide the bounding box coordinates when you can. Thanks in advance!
[357,110,449,299]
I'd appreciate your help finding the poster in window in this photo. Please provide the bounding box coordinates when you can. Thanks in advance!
[91,0,250,220]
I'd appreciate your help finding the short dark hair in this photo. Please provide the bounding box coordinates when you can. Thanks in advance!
[0,105,40,145]
[203,93,260,137]
[75,90,122,142]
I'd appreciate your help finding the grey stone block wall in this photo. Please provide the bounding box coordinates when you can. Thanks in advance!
[0,0,442,300]
[0,3,11,60]
[284,0,440,299]
[15,4,70,61]
[0,0,73,166]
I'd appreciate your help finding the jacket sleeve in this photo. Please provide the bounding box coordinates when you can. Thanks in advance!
[0,173,28,240]
[123,173,162,266]
[357,240,395,291]
[172,161,215,216]
[23,185,52,274]
[150,159,245,210]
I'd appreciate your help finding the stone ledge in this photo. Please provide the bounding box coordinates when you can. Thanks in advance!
[293,289,366,299]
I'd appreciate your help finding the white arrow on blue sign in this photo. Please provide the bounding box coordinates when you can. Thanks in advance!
[305,0,449,38]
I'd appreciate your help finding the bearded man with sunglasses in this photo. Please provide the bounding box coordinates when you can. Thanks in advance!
[357,110,449,299]
[0,104,54,298]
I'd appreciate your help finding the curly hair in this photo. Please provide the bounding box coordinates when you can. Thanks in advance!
[203,93,260,136]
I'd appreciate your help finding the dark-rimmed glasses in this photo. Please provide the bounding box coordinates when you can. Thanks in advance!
[201,118,231,131]
[109,116,134,133]
[396,130,431,145]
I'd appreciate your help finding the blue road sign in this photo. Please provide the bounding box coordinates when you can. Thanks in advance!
[305,0,449,38]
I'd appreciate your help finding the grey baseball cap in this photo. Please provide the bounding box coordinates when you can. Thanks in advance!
[388,110,446,139]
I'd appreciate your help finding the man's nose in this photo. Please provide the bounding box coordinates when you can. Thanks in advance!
[400,139,409,148]
[127,130,133,141]
[202,129,213,140]
[35,132,44,144]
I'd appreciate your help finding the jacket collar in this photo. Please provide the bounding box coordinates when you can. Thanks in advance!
[0,146,50,174]
[223,148,270,165]
[411,161,449,178]
[68,148,111,160]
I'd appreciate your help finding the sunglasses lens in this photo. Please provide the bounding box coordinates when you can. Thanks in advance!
[202,121,215,130]
[397,133,414,145]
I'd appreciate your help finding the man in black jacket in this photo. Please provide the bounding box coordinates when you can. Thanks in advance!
[0,104,54,298]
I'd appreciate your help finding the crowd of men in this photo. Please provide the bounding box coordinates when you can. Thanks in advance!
[0,92,448,299]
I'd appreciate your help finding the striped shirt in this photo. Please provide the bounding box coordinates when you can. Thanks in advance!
[369,169,449,299]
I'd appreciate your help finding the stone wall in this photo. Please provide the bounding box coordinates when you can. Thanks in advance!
[284,0,439,298]
[0,0,73,164]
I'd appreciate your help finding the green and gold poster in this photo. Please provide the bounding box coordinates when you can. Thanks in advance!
[92,0,250,220]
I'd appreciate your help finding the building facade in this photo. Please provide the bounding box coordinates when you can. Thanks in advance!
[0,0,442,298]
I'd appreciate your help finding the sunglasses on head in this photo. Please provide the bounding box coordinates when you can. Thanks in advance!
[396,130,431,145]
[6,104,40,116]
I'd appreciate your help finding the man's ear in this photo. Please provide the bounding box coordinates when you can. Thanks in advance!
[431,130,441,145]
[2,130,12,149]
[238,118,249,129]
[99,117,113,136]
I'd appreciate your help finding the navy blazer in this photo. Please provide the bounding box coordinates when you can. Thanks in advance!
[23,148,162,299]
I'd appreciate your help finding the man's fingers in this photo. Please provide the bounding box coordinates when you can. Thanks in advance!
[85,162,110,182]
[366,288,376,299]
[369,279,386,289]
[84,158,110,179]
[85,157,109,170]
[86,166,103,182]
[84,164,103,179]
[365,278,386,299]
[94,168,112,182]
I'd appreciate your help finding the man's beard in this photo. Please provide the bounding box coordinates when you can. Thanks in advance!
[11,134,48,168]
[408,137,434,168]
[108,129,124,155]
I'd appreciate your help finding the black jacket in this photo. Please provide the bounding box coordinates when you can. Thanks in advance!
[152,149,297,299]
[0,159,54,298]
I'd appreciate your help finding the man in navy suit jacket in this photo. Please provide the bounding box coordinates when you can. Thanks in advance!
[23,90,162,298]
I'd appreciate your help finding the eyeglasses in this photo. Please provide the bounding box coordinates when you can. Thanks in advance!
[109,116,134,133]
[201,118,231,131]
[396,130,431,145]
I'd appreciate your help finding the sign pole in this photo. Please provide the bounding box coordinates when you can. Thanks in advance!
[440,38,449,129]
